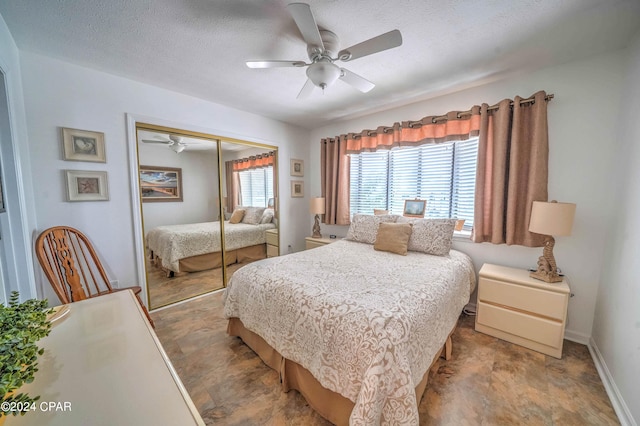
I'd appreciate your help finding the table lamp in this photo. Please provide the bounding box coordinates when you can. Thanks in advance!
[310,197,325,238]
[528,200,576,283]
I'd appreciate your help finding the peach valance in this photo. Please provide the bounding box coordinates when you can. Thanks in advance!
[232,151,275,171]
[343,106,482,154]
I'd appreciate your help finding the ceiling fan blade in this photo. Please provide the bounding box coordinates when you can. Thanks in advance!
[246,60,306,69]
[141,139,170,144]
[339,68,375,93]
[287,3,324,50]
[297,78,315,99]
[338,29,402,62]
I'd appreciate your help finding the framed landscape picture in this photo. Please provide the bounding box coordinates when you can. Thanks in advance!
[403,199,426,218]
[65,170,109,201]
[62,127,106,163]
[139,166,183,202]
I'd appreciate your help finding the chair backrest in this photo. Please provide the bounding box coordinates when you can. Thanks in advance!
[35,226,114,304]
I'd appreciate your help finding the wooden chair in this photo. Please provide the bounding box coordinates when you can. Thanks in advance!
[35,226,154,327]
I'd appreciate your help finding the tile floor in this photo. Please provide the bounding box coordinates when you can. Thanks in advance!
[151,290,619,425]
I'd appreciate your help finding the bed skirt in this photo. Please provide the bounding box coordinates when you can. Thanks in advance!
[227,317,453,425]
[151,244,267,274]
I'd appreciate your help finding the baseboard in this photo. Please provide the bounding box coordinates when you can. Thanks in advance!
[563,329,590,345]
[589,338,637,426]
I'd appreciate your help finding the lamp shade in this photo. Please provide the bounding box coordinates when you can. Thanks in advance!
[529,201,576,236]
[310,197,325,215]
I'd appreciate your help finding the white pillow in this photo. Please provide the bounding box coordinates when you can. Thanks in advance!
[240,206,266,225]
[345,214,399,244]
[395,217,456,255]
[260,208,274,224]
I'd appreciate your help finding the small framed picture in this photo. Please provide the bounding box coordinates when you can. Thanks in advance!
[290,159,304,177]
[403,199,426,218]
[139,165,183,202]
[291,180,304,198]
[62,128,106,163]
[65,170,109,202]
[267,197,275,208]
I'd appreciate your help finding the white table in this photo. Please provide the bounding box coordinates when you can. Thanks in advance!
[7,290,204,425]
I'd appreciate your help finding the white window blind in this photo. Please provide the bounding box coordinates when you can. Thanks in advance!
[349,150,389,215]
[239,166,274,207]
[349,138,478,231]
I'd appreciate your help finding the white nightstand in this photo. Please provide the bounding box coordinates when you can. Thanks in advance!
[265,228,279,257]
[475,263,570,359]
[305,236,340,250]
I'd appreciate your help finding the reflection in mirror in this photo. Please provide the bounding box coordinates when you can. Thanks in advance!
[137,129,223,309]
[221,142,278,284]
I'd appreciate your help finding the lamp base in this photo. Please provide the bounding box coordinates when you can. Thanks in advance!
[529,236,563,283]
[530,267,563,283]
[312,214,322,238]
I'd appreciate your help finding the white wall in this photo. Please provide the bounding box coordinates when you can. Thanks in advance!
[0,14,38,301]
[139,144,219,231]
[309,48,627,343]
[20,51,310,304]
[592,31,640,426]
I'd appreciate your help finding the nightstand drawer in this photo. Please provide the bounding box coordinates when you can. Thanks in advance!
[478,277,568,320]
[477,301,563,349]
[266,244,278,257]
[265,231,278,246]
[305,239,326,250]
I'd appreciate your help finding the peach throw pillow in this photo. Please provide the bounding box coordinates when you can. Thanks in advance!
[374,222,413,255]
[229,209,245,224]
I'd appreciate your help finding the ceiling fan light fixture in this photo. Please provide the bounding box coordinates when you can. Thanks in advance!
[306,61,341,90]
[172,143,186,153]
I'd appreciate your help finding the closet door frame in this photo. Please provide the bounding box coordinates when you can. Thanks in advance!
[126,114,279,311]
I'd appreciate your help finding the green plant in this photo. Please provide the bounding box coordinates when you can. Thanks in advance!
[1,291,52,418]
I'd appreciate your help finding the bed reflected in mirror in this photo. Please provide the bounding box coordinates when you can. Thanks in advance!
[220,141,277,285]
[136,126,278,309]
[138,129,224,309]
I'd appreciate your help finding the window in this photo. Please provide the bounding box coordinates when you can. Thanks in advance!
[238,166,273,207]
[349,138,478,231]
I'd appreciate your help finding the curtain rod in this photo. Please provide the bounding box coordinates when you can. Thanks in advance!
[406,93,555,129]
[455,93,555,118]
[324,93,555,137]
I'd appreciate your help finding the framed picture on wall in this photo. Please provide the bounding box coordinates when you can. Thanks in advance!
[291,180,304,198]
[62,127,106,163]
[290,159,304,176]
[65,170,109,201]
[139,165,183,202]
[403,199,426,218]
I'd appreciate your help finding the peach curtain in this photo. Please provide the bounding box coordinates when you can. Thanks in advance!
[225,161,241,213]
[320,136,351,225]
[320,91,550,245]
[472,91,548,246]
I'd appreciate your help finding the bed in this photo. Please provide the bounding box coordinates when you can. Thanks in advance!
[223,215,475,425]
[146,220,276,275]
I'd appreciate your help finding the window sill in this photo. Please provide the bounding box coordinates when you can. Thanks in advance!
[453,230,473,242]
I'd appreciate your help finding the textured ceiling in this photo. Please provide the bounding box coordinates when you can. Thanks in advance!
[1,0,639,129]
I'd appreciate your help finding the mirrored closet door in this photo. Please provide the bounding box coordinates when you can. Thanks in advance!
[134,124,278,309]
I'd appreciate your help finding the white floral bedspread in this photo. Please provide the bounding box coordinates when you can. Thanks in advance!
[224,240,476,425]
[146,221,275,272]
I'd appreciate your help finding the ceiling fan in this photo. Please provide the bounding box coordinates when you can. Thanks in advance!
[141,134,189,153]
[246,2,402,98]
